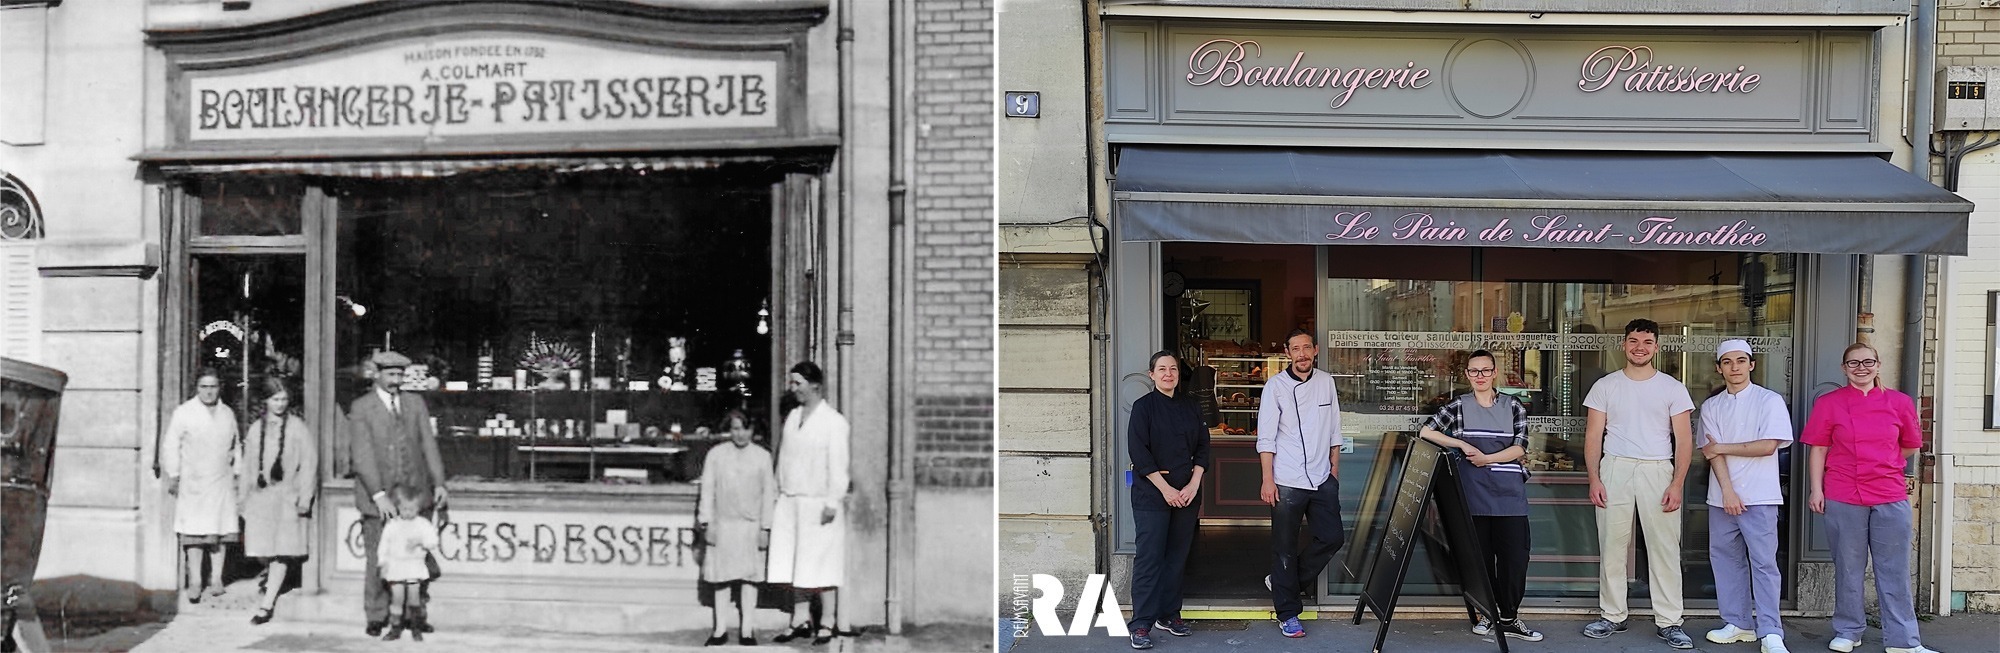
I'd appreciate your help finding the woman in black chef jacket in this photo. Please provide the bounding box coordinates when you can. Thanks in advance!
[1125,350,1211,650]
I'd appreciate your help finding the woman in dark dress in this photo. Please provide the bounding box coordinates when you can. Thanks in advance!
[1125,350,1211,650]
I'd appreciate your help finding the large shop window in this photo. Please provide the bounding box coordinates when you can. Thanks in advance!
[1163,243,1797,603]
[333,172,772,486]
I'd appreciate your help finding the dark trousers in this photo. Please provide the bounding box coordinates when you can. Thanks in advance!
[1270,477,1344,621]
[361,516,429,625]
[1472,515,1530,620]
[1128,506,1199,631]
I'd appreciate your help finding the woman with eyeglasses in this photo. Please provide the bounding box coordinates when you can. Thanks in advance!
[1801,344,1937,653]
[1417,349,1542,642]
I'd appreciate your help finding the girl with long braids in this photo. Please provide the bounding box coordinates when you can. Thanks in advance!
[236,376,319,625]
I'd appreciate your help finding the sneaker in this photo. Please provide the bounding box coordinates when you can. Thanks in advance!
[1659,625,1695,650]
[1263,574,1272,591]
[1710,624,1760,644]
[1279,617,1306,638]
[1471,616,1492,636]
[1829,637,1859,653]
[1153,619,1192,637]
[1761,634,1791,653]
[1497,619,1545,642]
[1885,647,1940,653]
[1583,618,1628,639]
[1129,627,1153,650]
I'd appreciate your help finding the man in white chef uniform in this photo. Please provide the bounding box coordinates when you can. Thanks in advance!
[767,361,854,645]
[161,368,240,604]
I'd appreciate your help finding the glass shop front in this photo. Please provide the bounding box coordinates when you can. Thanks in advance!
[328,170,776,485]
[184,171,783,487]
[165,161,818,608]
[1162,242,1798,607]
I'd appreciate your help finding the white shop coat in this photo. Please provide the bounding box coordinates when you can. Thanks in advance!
[162,397,240,536]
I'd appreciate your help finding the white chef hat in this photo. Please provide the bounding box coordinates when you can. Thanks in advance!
[1715,339,1753,361]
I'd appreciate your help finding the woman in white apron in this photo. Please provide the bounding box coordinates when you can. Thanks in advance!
[767,362,853,645]
[161,368,240,603]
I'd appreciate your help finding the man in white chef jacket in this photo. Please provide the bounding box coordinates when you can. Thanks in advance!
[767,361,853,645]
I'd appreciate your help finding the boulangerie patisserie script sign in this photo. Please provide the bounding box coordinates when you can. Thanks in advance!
[1180,39,1771,111]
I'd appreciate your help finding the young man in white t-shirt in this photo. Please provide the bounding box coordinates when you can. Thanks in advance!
[1697,339,1794,653]
[1581,319,1697,649]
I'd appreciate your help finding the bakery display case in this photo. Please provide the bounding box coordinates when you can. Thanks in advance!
[1191,342,1289,521]
[427,387,739,484]
[1206,352,1285,435]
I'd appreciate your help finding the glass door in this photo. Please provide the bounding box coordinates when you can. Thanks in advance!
[188,255,307,429]
[167,175,317,593]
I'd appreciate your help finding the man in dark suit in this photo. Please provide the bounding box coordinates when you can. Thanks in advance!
[347,351,446,636]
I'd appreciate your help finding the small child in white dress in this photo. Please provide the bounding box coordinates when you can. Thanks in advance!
[377,484,440,642]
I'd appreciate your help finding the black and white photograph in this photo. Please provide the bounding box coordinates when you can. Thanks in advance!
[0,0,992,651]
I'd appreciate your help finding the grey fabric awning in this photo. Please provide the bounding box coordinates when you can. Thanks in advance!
[1113,147,1974,255]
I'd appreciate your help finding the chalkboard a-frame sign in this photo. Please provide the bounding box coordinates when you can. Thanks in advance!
[1352,434,1509,653]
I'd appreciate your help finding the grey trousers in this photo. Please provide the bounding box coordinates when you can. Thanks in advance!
[1824,499,1920,648]
[1710,505,1783,637]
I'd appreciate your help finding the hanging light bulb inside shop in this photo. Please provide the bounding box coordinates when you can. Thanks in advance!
[756,298,770,335]
[337,295,368,317]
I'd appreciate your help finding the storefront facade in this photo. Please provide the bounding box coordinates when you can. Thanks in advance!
[6,0,992,634]
[998,1,1970,617]
[145,0,876,632]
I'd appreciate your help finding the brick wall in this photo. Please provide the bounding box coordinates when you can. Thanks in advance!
[1938,7,2000,67]
[914,0,994,487]
[1933,6,2000,613]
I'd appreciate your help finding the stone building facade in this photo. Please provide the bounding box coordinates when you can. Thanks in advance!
[997,0,1979,620]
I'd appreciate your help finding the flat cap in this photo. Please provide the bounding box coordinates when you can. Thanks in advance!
[370,350,412,370]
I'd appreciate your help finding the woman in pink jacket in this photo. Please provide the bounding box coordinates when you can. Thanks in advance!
[1801,344,1937,653]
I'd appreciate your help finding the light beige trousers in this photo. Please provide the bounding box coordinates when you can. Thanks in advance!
[1596,455,1684,627]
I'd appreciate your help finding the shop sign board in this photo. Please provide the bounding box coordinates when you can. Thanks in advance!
[1117,201,1968,255]
[1104,24,1873,141]
[1351,435,1505,653]
[333,505,700,582]
[183,34,782,143]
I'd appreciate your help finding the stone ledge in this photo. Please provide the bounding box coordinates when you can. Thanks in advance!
[999,225,1097,263]
[37,240,160,279]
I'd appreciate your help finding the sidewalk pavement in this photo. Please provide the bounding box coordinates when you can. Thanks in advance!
[33,578,987,653]
[998,614,2000,653]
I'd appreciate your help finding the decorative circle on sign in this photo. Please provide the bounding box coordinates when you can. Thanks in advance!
[0,173,43,241]
[1444,39,1534,119]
